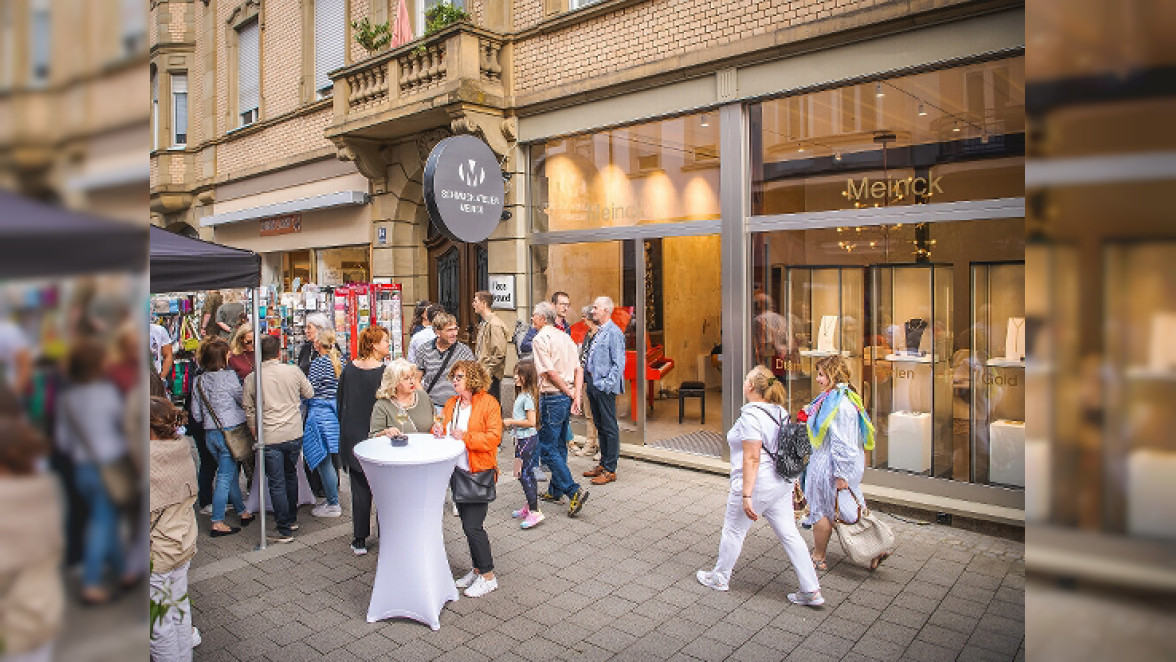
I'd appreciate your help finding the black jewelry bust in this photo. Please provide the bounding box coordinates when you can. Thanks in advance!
[904,318,928,355]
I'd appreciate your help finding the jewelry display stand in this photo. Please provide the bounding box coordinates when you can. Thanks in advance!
[1106,241,1176,539]
[971,262,1026,486]
[784,266,865,414]
[871,264,952,478]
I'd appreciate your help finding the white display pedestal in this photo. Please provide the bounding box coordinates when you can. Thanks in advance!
[1024,438,1050,522]
[888,411,932,473]
[989,419,1025,487]
[1127,448,1176,541]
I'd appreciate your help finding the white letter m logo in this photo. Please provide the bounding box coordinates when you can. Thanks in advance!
[458,159,485,188]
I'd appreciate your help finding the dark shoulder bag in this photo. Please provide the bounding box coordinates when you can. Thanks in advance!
[196,375,255,463]
[448,401,497,503]
[752,405,810,480]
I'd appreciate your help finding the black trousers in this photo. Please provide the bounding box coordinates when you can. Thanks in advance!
[191,425,217,508]
[349,465,373,543]
[489,377,501,403]
[457,502,493,573]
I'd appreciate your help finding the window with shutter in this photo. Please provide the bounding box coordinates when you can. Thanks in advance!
[171,73,188,147]
[0,0,13,90]
[238,19,260,126]
[151,70,159,151]
[29,0,50,86]
[121,0,146,56]
[314,0,346,97]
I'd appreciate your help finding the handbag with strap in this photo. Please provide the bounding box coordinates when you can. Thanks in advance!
[195,376,254,463]
[446,399,497,504]
[62,401,138,510]
[832,487,896,568]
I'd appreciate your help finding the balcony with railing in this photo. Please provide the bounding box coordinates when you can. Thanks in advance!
[326,22,509,145]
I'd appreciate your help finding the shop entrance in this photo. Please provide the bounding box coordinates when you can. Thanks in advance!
[425,224,487,343]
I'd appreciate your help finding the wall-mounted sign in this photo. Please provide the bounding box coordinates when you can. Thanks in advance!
[488,274,515,310]
[259,213,301,236]
[377,227,387,245]
[423,135,505,243]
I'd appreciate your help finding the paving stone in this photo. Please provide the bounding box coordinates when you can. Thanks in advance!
[926,608,980,634]
[903,639,962,662]
[863,619,918,647]
[850,633,908,660]
[679,635,738,660]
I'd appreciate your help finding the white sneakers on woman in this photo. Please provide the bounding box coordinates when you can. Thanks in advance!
[454,569,478,589]
[788,590,826,607]
[455,570,498,597]
[695,570,729,591]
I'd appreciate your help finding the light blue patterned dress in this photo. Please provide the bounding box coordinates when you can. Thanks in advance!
[802,389,867,526]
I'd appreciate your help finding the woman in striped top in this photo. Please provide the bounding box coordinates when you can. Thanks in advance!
[305,330,343,518]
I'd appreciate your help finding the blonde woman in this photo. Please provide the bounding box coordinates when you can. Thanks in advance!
[802,354,878,571]
[227,323,255,381]
[697,365,822,607]
[304,329,343,518]
[370,358,435,438]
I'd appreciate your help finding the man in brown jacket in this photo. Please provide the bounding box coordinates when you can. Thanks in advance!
[473,290,510,402]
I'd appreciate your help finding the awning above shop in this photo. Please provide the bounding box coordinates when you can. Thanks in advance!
[149,225,260,293]
[200,190,369,227]
[0,189,147,279]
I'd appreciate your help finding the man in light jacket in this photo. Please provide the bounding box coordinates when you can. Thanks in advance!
[472,290,509,401]
[244,336,313,543]
[581,296,626,485]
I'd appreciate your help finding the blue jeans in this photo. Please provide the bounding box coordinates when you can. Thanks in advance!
[74,463,124,588]
[204,429,246,523]
[263,439,302,535]
[586,374,621,472]
[538,393,579,499]
[316,458,339,506]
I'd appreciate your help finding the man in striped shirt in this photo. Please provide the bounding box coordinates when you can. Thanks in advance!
[415,312,475,410]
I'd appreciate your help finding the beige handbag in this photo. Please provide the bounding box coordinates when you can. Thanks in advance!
[832,487,896,568]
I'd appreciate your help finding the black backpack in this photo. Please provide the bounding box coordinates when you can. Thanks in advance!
[753,405,811,480]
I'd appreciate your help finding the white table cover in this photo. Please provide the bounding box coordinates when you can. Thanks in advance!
[354,434,465,629]
[243,450,318,514]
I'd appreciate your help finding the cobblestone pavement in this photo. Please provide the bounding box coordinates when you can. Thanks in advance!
[188,447,1026,661]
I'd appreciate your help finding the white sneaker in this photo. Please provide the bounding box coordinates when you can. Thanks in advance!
[191,626,202,647]
[696,570,729,592]
[788,590,826,607]
[451,502,459,516]
[463,575,498,598]
[454,569,479,589]
[312,504,342,518]
[199,505,212,516]
[350,540,367,556]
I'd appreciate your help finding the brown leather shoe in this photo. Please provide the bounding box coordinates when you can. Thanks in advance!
[583,465,605,478]
[590,471,616,485]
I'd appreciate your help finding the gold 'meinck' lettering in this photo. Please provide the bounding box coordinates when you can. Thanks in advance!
[844,176,943,201]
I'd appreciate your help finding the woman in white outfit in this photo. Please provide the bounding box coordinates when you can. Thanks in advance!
[802,354,881,571]
[697,366,823,607]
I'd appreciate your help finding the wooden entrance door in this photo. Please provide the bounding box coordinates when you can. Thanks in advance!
[425,225,488,344]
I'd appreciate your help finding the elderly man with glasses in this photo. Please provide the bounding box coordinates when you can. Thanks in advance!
[531,302,590,517]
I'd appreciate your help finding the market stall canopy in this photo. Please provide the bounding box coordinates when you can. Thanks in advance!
[0,190,148,280]
[150,225,260,293]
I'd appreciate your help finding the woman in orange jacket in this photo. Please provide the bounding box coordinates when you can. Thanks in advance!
[432,360,503,598]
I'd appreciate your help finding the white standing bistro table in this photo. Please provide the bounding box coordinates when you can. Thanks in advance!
[353,433,465,629]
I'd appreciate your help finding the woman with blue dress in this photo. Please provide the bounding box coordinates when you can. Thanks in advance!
[802,354,883,571]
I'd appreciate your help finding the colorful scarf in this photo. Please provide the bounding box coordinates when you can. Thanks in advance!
[806,383,875,451]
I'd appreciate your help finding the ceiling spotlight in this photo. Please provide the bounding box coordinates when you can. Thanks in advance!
[952,120,961,133]
[834,152,842,161]
[797,145,806,153]
[875,82,884,98]
[917,103,927,117]
[700,114,709,127]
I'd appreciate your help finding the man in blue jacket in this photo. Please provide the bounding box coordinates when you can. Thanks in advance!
[581,296,625,485]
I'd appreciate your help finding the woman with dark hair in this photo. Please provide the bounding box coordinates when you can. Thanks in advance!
[433,360,502,598]
[148,396,199,661]
[55,338,133,604]
[190,338,253,536]
[336,325,391,555]
[410,300,431,336]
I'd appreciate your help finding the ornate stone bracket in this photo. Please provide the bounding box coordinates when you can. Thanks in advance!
[333,138,394,194]
[448,109,517,167]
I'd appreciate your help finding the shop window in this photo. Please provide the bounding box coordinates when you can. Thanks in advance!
[151,68,159,151]
[529,111,721,233]
[237,19,260,127]
[314,0,345,98]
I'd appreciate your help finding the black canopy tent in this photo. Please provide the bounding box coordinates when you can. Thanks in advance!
[0,190,147,279]
[149,225,272,549]
[149,225,260,294]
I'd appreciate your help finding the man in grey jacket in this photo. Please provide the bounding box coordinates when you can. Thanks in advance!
[581,297,626,485]
[244,336,313,542]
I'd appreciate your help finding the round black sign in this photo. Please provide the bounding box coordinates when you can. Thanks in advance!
[422,135,505,243]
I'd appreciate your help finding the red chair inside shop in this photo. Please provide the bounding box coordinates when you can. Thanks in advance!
[618,306,675,420]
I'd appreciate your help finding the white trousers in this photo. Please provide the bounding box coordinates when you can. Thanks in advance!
[712,478,820,594]
[149,561,193,662]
